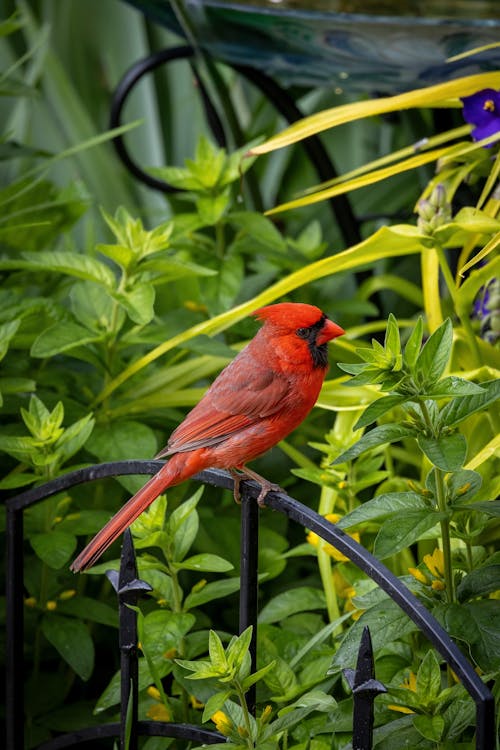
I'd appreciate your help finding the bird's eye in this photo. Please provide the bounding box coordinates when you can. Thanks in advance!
[296,327,309,339]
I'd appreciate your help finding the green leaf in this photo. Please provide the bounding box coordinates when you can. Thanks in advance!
[70,281,120,333]
[330,599,417,671]
[413,714,445,743]
[415,318,452,386]
[384,313,401,358]
[425,377,485,398]
[440,379,500,427]
[209,630,228,671]
[229,211,287,252]
[175,553,234,572]
[41,615,94,681]
[227,627,253,671]
[55,414,95,463]
[332,424,417,464]
[447,469,482,505]
[258,587,326,624]
[417,433,466,471]
[464,500,500,516]
[416,650,441,702]
[56,510,116,535]
[337,492,427,529]
[197,190,230,225]
[114,282,155,325]
[436,601,500,671]
[0,319,20,360]
[31,321,103,357]
[184,577,242,610]
[404,317,424,369]
[354,394,408,429]
[141,610,195,661]
[374,510,445,559]
[456,565,500,603]
[57,596,118,628]
[88,420,157,492]
[0,250,115,287]
[262,656,298,700]
[201,691,232,723]
[31,531,77,569]
[241,660,276,691]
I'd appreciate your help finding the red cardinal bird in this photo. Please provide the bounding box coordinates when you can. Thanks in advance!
[71,303,344,572]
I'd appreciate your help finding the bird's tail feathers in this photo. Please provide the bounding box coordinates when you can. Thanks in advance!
[70,463,175,573]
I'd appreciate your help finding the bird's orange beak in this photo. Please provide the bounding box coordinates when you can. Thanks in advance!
[316,318,345,345]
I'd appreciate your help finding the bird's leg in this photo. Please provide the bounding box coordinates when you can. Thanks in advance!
[229,469,243,504]
[236,466,283,507]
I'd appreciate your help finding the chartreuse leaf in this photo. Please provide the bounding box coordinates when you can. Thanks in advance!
[250,72,500,154]
[41,615,94,681]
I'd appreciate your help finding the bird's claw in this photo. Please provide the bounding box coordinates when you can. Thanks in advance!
[230,468,281,506]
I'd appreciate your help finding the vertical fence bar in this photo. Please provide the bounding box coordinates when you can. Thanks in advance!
[107,530,152,750]
[343,627,387,750]
[239,492,259,714]
[5,507,24,750]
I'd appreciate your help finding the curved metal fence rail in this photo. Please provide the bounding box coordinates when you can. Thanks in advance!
[5,460,495,749]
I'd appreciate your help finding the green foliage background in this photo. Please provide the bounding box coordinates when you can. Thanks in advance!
[1,2,499,749]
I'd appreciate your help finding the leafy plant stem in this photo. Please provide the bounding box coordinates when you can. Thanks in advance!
[234,679,254,747]
[435,246,482,367]
[435,468,455,605]
[318,486,342,628]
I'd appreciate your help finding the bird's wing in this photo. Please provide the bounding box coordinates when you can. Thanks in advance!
[157,355,291,456]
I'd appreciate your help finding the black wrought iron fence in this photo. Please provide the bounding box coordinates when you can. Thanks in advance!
[5,461,496,749]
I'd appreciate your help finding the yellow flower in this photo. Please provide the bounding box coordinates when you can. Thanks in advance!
[408,567,429,585]
[24,597,37,608]
[431,580,445,591]
[184,300,208,313]
[260,705,272,723]
[46,600,57,611]
[147,703,171,722]
[189,694,204,710]
[147,686,161,701]
[387,671,417,714]
[307,513,360,563]
[387,704,415,714]
[212,710,233,735]
[58,589,77,600]
[423,548,444,578]
[403,672,417,692]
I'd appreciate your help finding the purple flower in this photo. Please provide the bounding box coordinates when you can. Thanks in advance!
[461,89,500,144]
